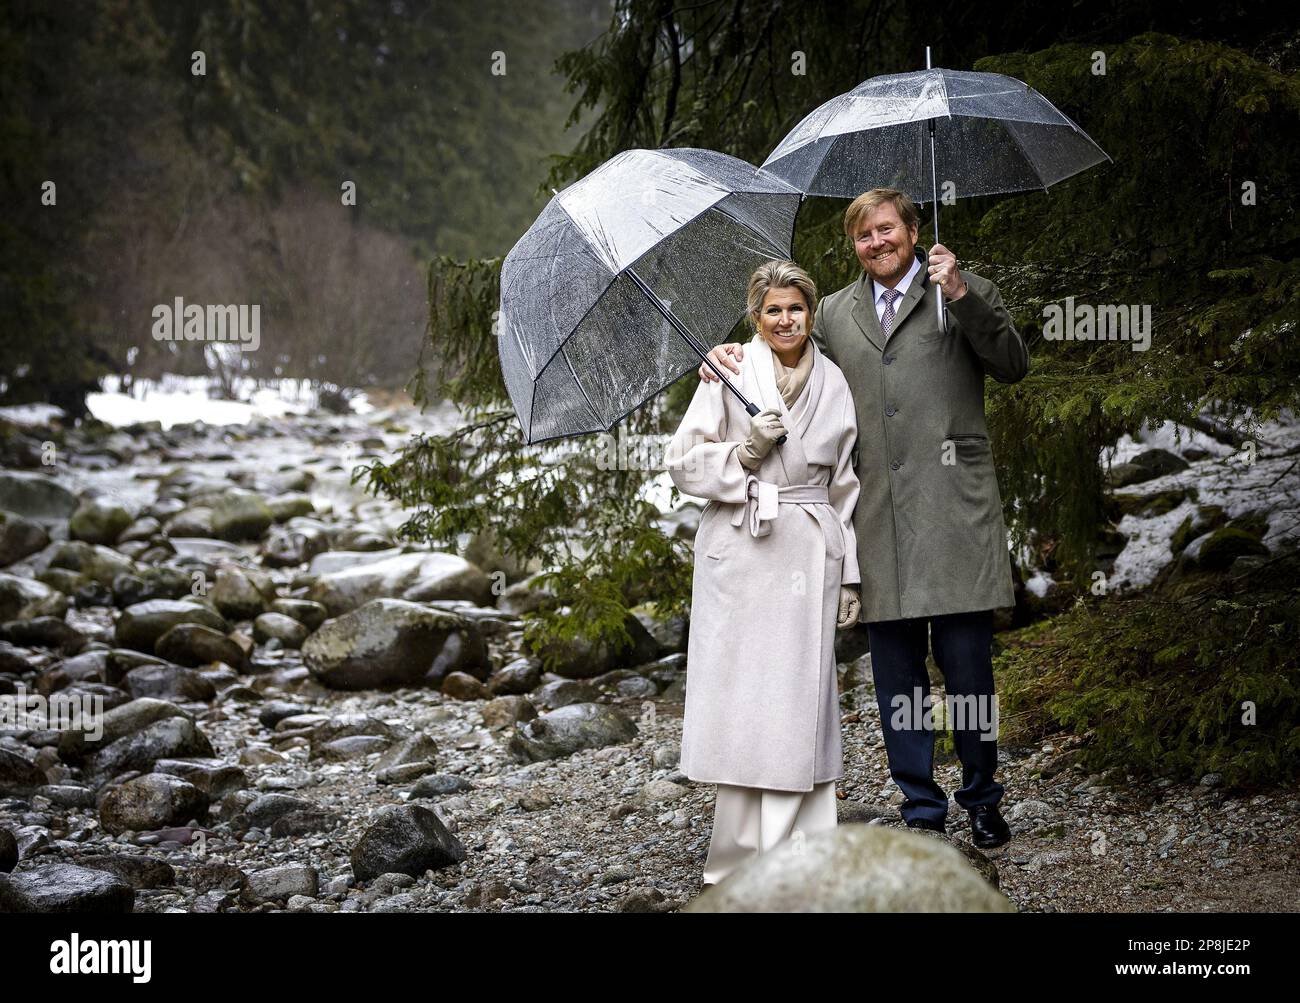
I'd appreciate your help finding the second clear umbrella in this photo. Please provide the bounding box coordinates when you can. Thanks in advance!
[499,148,803,445]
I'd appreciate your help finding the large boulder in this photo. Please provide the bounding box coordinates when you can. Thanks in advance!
[0,510,50,566]
[306,552,492,616]
[209,489,275,542]
[68,496,133,546]
[0,471,79,523]
[45,541,137,588]
[114,599,229,653]
[0,573,69,621]
[350,804,466,882]
[0,863,134,912]
[98,773,210,835]
[685,824,1016,913]
[507,702,638,763]
[302,598,483,690]
[85,717,214,788]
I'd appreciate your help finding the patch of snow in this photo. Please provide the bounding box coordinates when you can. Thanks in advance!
[0,403,67,427]
[1109,499,1199,593]
[1025,570,1054,598]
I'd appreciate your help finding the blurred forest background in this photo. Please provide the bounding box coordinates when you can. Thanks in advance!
[1,0,606,413]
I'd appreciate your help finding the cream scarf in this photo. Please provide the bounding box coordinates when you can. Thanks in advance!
[772,340,813,409]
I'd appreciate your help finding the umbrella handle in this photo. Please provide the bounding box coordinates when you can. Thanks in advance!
[746,401,787,446]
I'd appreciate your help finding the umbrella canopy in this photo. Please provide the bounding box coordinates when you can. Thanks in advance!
[762,66,1111,201]
[762,61,1110,331]
[499,148,802,444]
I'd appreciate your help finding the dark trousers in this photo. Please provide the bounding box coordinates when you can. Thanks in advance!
[866,610,1003,824]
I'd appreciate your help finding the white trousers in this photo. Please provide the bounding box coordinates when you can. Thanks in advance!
[702,781,838,885]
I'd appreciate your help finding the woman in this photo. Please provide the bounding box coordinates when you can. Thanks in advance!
[665,259,861,888]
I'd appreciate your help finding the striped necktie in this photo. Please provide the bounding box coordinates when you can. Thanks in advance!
[880,287,901,337]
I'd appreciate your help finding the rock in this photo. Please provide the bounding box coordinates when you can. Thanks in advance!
[0,862,133,912]
[441,671,486,700]
[86,717,214,788]
[123,663,219,703]
[409,774,474,798]
[307,551,492,615]
[318,735,389,760]
[58,697,190,762]
[252,612,309,648]
[155,623,246,669]
[0,471,79,522]
[350,804,467,882]
[639,779,688,804]
[0,746,47,794]
[110,565,192,607]
[486,656,541,696]
[374,733,439,772]
[685,825,1015,912]
[1196,527,1269,571]
[533,678,599,710]
[210,489,274,541]
[118,516,162,543]
[332,527,394,552]
[246,865,318,902]
[306,547,405,577]
[1170,504,1227,556]
[632,602,688,654]
[256,701,312,730]
[98,773,210,835]
[269,598,328,631]
[46,541,137,588]
[262,522,330,568]
[151,758,247,799]
[1006,799,1053,823]
[114,599,229,653]
[302,598,481,690]
[375,761,439,785]
[0,573,68,621]
[36,784,97,809]
[266,494,316,522]
[1,616,86,655]
[0,510,50,566]
[73,853,175,889]
[530,613,659,679]
[164,507,215,537]
[508,702,638,763]
[481,695,538,731]
[239,793,317,831]
[496,573,559,616]
[0,828,15,873]
[69,496,133,545]
[211,566,272,620]
[1107,448,1190,487]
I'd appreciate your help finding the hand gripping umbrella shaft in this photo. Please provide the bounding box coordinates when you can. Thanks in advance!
[626,268,786,446]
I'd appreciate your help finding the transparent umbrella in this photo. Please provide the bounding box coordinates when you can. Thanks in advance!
[762,49,1111,328]
[499,148,802,445]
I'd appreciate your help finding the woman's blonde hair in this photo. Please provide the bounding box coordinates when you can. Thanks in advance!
[747,259,817,327]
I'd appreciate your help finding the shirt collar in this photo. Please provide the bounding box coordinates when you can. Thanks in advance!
[872,252,922,306]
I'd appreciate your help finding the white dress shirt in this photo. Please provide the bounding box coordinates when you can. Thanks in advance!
[871,253,922,333]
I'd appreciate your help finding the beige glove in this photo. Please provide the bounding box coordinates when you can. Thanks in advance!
[836,586,860,630]
[737,407,787,470]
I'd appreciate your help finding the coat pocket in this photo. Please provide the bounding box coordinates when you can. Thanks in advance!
[696,503,727,561]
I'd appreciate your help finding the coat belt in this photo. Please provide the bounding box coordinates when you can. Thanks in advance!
[731,476,831,539]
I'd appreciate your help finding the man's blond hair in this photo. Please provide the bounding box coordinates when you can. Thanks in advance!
[843,188,920,238]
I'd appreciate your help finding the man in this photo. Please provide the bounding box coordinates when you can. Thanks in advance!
[699,188,1028,848]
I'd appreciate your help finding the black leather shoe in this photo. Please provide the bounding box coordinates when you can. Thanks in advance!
[905,816,946,834]
[968,805,1011,848]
